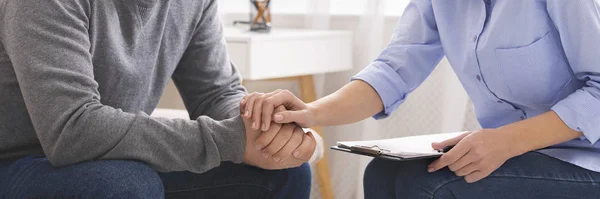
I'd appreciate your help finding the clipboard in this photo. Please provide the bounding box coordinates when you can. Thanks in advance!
[330,145,443,161]
[330,132,464,161]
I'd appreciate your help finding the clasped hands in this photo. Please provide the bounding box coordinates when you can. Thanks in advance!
[241,91,316,170]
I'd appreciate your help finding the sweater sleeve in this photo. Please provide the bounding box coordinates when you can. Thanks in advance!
[0,0,245,173]
[172,0,247,121]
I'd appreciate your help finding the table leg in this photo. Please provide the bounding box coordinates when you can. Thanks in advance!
[298,75,334,199]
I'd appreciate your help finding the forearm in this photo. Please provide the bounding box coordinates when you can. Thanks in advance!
[104,114,246,173]
[500,111,582,156]
[309,80,384,126]
[25,96,245,173]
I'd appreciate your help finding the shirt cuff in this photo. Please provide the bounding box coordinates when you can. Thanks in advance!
[551,89,600,144]
[198,115,247,163]
[351,61,408,119]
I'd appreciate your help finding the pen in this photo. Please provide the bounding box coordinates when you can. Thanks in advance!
[437,145,455,153]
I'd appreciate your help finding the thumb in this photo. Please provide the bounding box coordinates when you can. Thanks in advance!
[273,110,310,127]
[274,105,287,112]
[431,132,471,150]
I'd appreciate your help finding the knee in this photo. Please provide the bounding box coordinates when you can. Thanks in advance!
[364,158,393,184]
[364,158,441,198]
[365,158,419,187]
[288,163,311,186]
[364,159,399,197]
[87,160,163,198]
[282,163,311,192]
[272,163,311,199]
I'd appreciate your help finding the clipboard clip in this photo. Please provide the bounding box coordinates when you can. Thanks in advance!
[349,145,391,156]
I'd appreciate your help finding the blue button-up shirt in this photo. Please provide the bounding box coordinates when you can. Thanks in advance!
[353,0,600,172]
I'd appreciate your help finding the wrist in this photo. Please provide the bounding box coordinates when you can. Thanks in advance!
[497,124,530,157]
[306,102,320,126]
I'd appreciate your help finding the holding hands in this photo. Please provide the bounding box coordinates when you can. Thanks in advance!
[240,89,315,131]
[241,102,316,170]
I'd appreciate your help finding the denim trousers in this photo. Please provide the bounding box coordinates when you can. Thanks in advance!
[0,155,311,199]
[363,151,600,199]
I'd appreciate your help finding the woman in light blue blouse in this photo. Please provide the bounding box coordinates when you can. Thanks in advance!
[241,0,600,198]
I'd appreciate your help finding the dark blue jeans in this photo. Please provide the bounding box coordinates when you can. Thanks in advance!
[364,152,600,199]
[0,156,310,199]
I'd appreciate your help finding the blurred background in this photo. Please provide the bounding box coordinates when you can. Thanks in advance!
[157,0,482,198]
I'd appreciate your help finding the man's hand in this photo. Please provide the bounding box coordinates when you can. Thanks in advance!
[427,129,522,183]
[242,105,316,170]
[240,90,314,131]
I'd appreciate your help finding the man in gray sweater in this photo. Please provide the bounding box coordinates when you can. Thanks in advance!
[0,0,315,198]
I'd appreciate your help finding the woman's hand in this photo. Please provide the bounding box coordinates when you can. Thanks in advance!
[240,90,314,131]
[428,129,524,183]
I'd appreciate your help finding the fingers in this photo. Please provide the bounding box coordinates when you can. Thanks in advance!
[454,162,479,177]
[448,153,476,172]
[271,126,304,163]
[274,105,287,113]
[255,121,282,150]
[261,91,287,127]
[251,92,281,130]
[256,91,280,131]
[428,142,470,172]
[242,92,262,120]
[262,130,316,170]
[266,89,304,110]
[251,95,265,130]
[260,91,283,131]
[465,170,490,183]
[262,90,304,129]
[273,110,311,127]
[262,123,295,158]
[242,89,305,131]
[431,132,471,150]
[261,102,275,131]
[428,132,472,172]
[262,104,286,132]
[292,131,316,161]
[241,89,307,132]
[273,110,301,123]
[240,94,250,114]
[265,90,306,121]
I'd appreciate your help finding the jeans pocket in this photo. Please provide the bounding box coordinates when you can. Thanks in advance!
[495,31,572,105]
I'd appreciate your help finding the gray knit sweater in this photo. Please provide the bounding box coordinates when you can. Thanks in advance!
[0,0,247,173]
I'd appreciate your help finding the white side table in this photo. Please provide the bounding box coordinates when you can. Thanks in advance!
[224,27,353,199]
